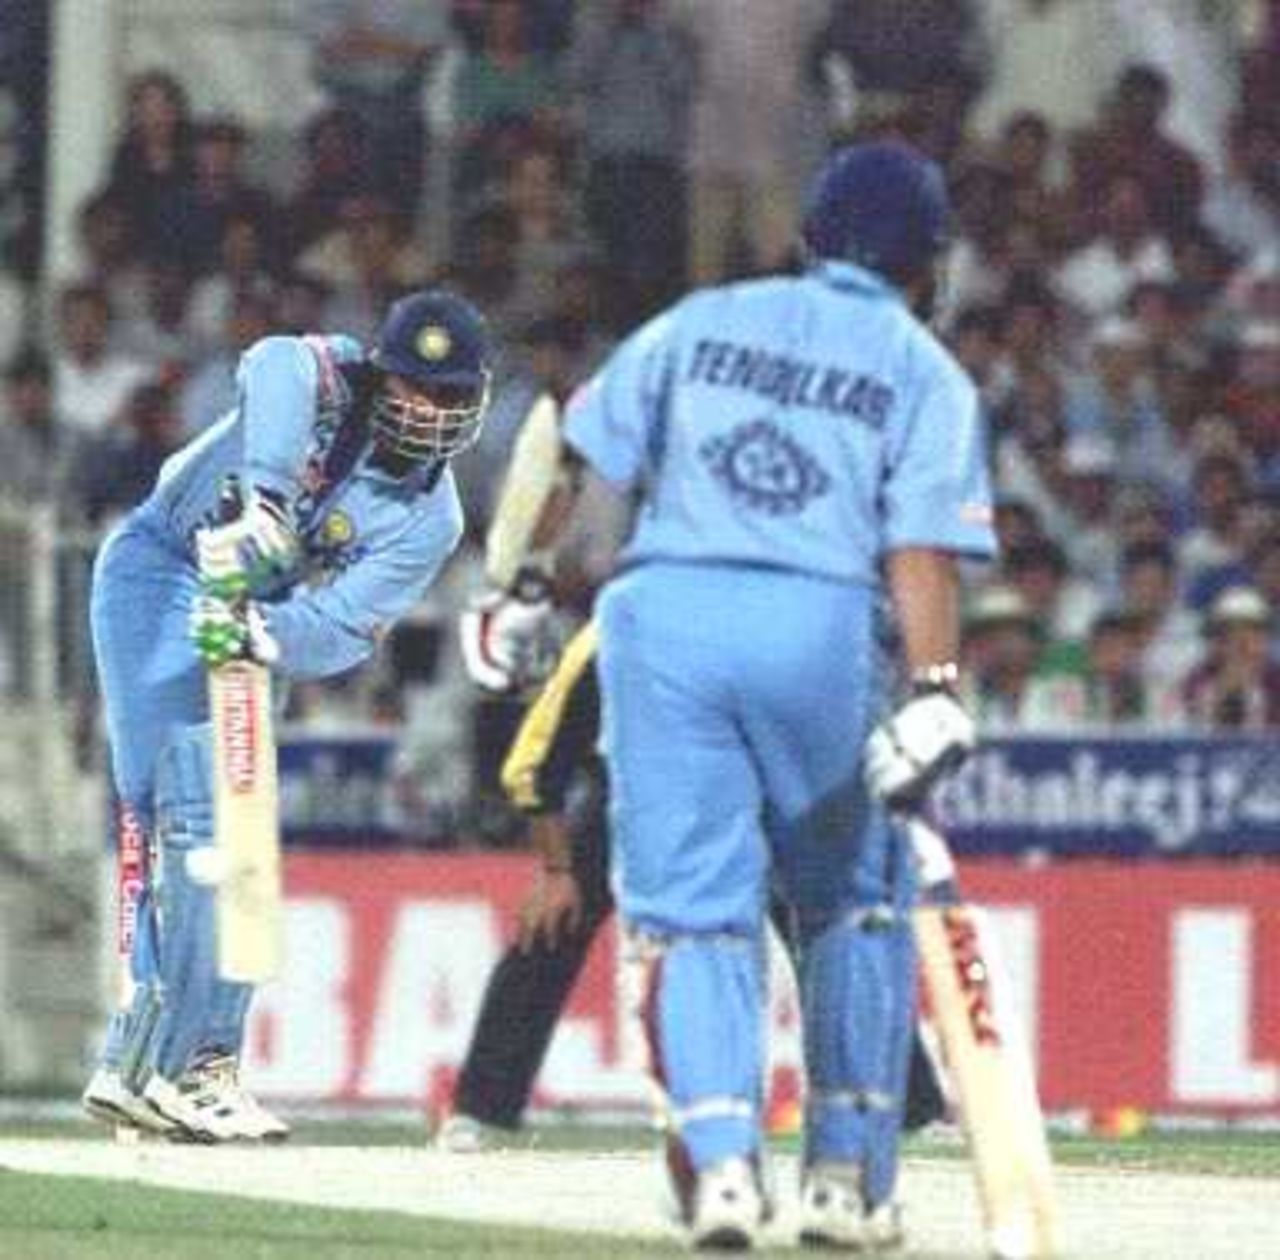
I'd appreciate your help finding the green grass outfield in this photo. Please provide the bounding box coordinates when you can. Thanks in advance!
[1,1124,1276,1259]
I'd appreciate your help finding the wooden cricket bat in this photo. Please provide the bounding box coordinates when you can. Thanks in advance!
[485,392,562,587]
[208,657,282,984]
[911,823,1057,1259]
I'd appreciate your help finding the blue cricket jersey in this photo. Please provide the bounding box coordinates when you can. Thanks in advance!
[564,261,996,584]
[133,334,464,680]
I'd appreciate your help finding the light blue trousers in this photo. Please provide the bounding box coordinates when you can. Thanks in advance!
[599,562,915,1205]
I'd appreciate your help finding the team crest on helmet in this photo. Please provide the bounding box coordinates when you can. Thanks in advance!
[700,419,831,516]
[415,324,452,361]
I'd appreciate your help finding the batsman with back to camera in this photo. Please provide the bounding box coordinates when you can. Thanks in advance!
[476,141,996,1250]
[442,613,949,1152]
[81,288,495,1143]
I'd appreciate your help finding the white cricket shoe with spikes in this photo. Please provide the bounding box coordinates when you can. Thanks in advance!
[799,1165,905,1252]
[82,1066,178,1135]
[143,1055,289,1144]
[689,1156,766,1252]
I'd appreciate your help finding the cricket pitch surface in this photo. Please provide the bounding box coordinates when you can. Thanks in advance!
[0,1138,1275,1257]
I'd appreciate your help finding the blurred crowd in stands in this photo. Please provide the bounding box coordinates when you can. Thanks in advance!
[1,0,1280,840]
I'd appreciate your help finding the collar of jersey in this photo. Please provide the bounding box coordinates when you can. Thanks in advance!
[811,259,903,301]
[354,449,440,493]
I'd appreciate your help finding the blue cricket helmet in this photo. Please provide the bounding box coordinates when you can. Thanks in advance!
[373,288,493,391]
[369,289,494,462]
[801,142,950,278]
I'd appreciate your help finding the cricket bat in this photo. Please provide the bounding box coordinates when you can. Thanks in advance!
[208,658,281,983]
[485,392,562,587]
[199,520,283,985]
[910,820,1058,1260]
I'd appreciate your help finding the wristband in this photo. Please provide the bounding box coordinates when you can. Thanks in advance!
[909,662,961,695]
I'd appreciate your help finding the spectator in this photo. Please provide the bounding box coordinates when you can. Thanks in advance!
[158,117,278,277]
[300,195,430,341]
[1221,320,1280,485]
[1003,535,1101,647]
[1117,540,1201,694]
[1204,112,1280,265]
[1245,530,1280,654]
[959,583,1085,729]
[51,283,153,437]
[68,381,182,529]
[103,70,195,265]
[501,143,594,326]
[1180,585,1280,728]
[114,258,199,370]
[73,189,149,332]
[281,109,378,263]
[1054,433,1124,583]
[438,203,535,342]
[451,0,563,201]
[1179,451,1254,595]
[808,0,988,151]
[1064,316,1176,490]
[0,349,77,505]
[1068,62,1204,234]
[304,0,450,218]
[1079,609,1160,725]
[946,303,1009,414]
[186,212,279,355]
[995,111,1074,254]
[178,290,276,438]
[992,497,1045,557]
[678,0,827,283]
[275,271,332,335]
[1055,174,1175,321]
[569,0,696,319]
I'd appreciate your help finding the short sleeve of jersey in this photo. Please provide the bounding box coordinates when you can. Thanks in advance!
[239,336,321,498]
[563,308,680,488]
[882,360,997,560]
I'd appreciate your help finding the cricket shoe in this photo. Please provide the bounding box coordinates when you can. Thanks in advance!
[799,1166,904,1252]
[143,1056,289,1144]
[435,1113,506,1153]
[688,1156,767,1252]
[81,1066,178,1136]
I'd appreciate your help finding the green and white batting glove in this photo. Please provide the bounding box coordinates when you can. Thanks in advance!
[190,593,280,669]
[196,485,300,599]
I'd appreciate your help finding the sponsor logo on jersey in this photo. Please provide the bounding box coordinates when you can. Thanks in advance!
[700,419,832,516]
[322,510,354,546]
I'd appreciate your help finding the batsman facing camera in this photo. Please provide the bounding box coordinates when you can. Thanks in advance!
[84,284,496,1144]
[369,289,493,465]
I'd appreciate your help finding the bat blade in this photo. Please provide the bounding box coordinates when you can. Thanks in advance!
[915,902,1057,1258]
[209,660,281,984]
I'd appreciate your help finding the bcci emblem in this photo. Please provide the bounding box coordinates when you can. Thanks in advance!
[322,510,354,546]
[700,419,831,516]
[416,324,452,361]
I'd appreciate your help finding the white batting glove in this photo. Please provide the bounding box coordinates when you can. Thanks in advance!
[459,569,560,694]
[197,486,300,598]
[865,687,976,811]
[190,593,280,669]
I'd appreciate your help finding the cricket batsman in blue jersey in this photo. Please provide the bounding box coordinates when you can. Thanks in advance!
[81,289,494,1142]
[474,142,996,1250]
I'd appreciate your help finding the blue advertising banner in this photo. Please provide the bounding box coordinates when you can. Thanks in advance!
[278,732,1280,857]
[279,734,401,845]
[933,735,1280,857]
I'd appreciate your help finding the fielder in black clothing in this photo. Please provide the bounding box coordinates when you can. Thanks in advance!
[441,622,947,1143]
